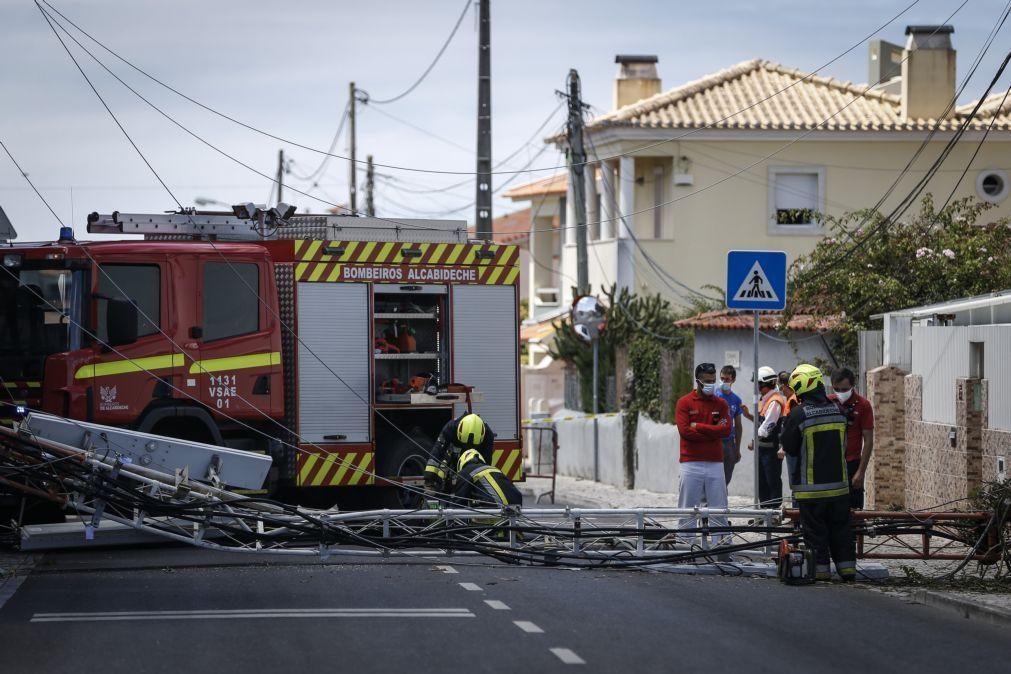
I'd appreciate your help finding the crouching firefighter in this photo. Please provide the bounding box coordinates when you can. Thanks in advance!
[780,364,857,582]
[453,448,522,508]
[424,413,495,497]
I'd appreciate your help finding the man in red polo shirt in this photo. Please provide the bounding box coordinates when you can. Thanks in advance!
[675,362,732,541]
[829,368,874,510]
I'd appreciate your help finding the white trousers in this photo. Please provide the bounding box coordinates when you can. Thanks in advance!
[677,461,729,544]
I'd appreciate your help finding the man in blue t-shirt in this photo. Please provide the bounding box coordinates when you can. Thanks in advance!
[716,365,745,485]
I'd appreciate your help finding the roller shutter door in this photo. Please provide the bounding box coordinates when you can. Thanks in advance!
[297,283,370,442]
[452,285,518,439]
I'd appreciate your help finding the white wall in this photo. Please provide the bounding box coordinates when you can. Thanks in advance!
[554,408,761,501]
[633,413,679,493]
[554,410,625,488]
[912,324,1011,430]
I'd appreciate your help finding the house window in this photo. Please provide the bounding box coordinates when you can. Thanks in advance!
[768,166,824,232]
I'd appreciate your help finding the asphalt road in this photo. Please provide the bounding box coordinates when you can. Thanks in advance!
[0,544,1008,674]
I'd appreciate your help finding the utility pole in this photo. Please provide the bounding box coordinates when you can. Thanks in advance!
[365,155,375,217]
[276,148,285,203]
[566,69,589,295]
[348,81,358,213]
[474,0,492,240]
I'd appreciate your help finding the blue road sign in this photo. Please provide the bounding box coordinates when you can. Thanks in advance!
[726,250,787,311]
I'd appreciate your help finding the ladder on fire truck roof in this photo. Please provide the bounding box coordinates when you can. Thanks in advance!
[86,204,471,244]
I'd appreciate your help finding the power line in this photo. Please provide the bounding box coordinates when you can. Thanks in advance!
[796,3,1011,276]
[37,0,930,177]
[360,0,471,105]
[522,9,976,238]
[362,103,474,154]
[287,101,350,182]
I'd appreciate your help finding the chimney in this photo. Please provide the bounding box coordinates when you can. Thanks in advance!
[614,55,661,110]
[901,25,956,120]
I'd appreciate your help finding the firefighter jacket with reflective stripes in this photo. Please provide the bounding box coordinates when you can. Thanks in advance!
[780,391,850,501]
[425,415,495,488]
[453,457,522,507]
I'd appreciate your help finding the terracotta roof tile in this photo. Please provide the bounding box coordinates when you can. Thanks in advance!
[502,173,568,200]
[586,59,1011,132]
[674,308,840,332]
[468,207,531,244]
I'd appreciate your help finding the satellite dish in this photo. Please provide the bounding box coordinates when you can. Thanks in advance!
[0,206,17,242]
[570,295,606,342]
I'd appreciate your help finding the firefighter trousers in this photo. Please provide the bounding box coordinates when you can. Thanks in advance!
[798,495,856,581]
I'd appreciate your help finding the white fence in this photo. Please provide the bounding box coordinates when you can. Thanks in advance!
[552,410,760,500]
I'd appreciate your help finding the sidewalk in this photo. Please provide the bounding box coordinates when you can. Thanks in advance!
[522,475,757,509]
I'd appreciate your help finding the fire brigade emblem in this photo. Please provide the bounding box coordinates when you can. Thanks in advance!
[99,385,127,411]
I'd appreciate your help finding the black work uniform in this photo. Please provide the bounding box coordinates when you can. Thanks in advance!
[453,456,522,508]
[780,391,856,582]
[424,415,495,492]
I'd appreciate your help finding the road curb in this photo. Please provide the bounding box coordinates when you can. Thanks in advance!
[914,590,1011,627]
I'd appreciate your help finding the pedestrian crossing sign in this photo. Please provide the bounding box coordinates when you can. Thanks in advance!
[726,250,787,311]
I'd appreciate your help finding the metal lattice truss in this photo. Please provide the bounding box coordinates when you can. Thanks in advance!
[1,420,998,568]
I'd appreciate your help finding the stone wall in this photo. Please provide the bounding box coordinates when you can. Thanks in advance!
[902,375,989,510]
[864,366,906,509]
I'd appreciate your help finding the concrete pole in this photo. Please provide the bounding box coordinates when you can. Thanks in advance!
[567,69,589,295]
[348,82,357,213]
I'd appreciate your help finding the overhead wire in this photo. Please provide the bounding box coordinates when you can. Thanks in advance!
[535,13,974,241]
[359,0,471,105]
[32,3,523,509]
[287,101,350,182]
[796,3,1011,279]
[0,135,499,512]
[37,0,929,177]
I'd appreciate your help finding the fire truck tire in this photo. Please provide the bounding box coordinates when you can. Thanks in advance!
[377,433,431,510]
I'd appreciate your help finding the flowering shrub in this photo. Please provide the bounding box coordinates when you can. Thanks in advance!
[788,195,1011,362]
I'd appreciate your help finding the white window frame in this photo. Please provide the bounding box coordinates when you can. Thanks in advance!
[767,166,825,235]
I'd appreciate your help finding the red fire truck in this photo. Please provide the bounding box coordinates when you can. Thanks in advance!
[0,207,522,506]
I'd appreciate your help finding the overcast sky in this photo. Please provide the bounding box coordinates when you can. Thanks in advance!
[1,0,1008,241]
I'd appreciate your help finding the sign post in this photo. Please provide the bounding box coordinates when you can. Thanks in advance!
[726,250,787,507]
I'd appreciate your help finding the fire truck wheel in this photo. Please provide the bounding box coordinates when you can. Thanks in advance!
[378,434,431,510]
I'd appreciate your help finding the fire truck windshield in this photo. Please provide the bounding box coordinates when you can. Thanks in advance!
[0,267,85,380]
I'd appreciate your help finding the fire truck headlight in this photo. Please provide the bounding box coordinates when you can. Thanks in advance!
[3,254,22,268]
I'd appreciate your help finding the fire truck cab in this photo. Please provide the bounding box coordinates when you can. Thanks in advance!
[0,209,522,507]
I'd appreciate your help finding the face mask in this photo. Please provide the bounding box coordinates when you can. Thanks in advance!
[720,382,733,393]
[697,380,717,396]
[835,389,853,403]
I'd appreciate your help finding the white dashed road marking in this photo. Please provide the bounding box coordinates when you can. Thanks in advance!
[513,620,544,633]
[484,600,510,610]
[435,565,458,574]
[550,648,586,665]
[458,582,483,592]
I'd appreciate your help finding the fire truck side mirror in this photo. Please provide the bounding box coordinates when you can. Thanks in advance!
[107,298,139,348]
